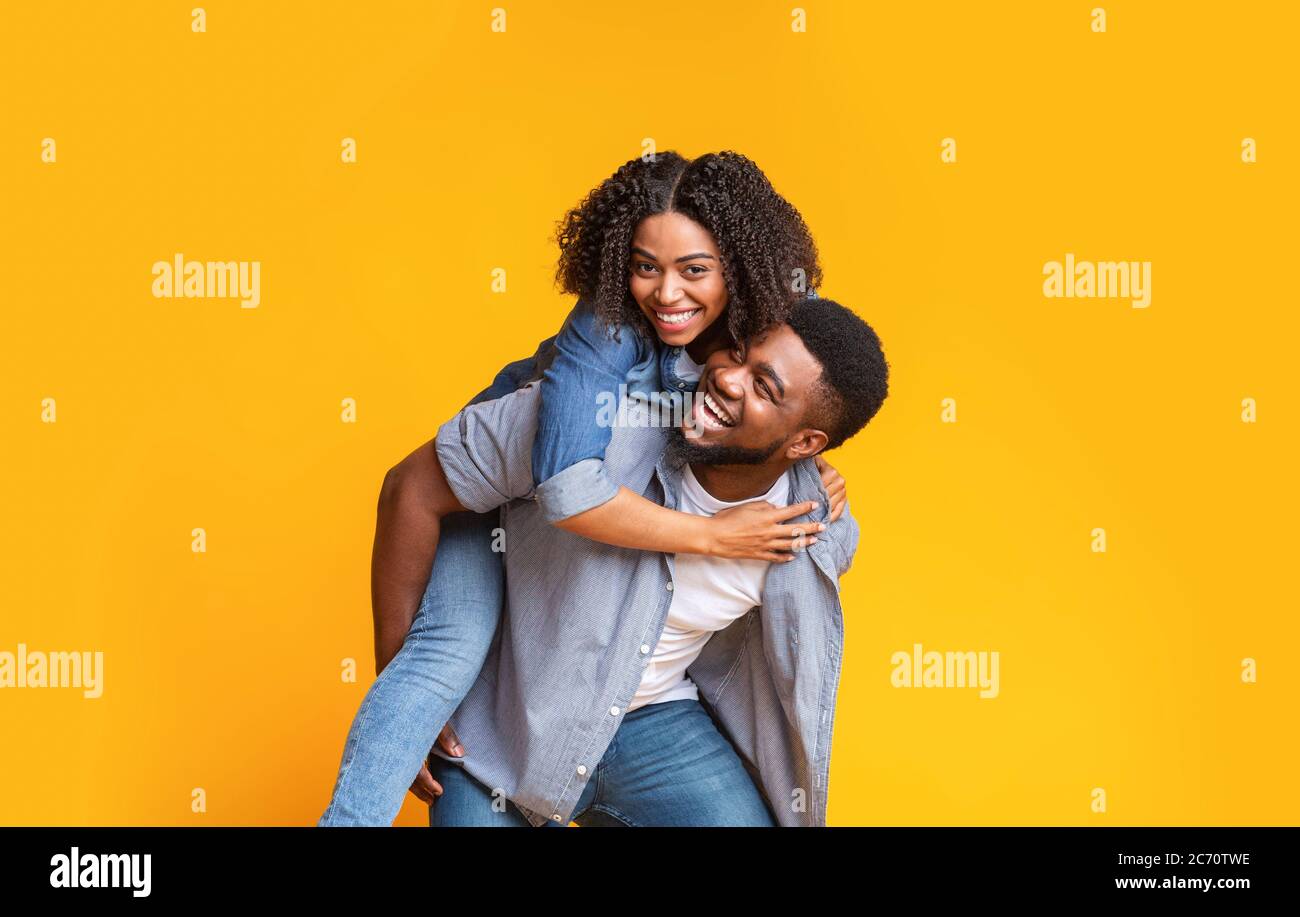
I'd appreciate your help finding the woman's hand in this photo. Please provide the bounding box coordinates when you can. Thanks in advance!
[706,500,825,562]
[815,454,848,522]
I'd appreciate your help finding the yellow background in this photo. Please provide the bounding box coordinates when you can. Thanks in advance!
[1,1,1295,826]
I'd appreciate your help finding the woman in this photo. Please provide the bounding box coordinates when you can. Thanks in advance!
[320,150,847,825]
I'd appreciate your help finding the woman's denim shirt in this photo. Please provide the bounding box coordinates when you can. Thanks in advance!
[465,298,695,523]
[469,291,818,523]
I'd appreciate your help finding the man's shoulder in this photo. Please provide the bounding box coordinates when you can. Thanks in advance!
[435,383,545,513]
[787,458,822,502]
[788,457,859,577]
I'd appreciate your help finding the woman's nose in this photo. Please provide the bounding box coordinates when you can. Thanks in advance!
[656,274,684,306]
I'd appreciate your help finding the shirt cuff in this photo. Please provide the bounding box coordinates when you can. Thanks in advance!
[435,411,510,513]
[533,458,621,524]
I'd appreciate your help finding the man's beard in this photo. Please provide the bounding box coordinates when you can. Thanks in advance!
[666,425,785,467]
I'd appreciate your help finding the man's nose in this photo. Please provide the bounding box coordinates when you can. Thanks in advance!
[714,364,746,400]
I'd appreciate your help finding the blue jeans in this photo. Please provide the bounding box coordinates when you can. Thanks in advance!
[319,350,547,827]
[426,698,777,827]
[319,509,504,826]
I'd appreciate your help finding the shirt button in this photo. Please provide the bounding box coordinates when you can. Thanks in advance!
[551,814,562,822]
[609,705,620,716]
[576,765,588,776]
[640,644,650,654]
[666,582,674,592]
[677,381,685,388]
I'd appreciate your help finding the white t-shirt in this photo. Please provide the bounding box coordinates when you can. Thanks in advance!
[627,463,793,711]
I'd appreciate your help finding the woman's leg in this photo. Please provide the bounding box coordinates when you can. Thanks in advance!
[319,509,503,826]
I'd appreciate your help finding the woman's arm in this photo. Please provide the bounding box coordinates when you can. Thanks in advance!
[529,299,648,522]
[532,300,838,560]
[555,486,825,563]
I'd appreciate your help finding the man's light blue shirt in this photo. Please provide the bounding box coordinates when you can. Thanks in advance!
[434,380,858,826]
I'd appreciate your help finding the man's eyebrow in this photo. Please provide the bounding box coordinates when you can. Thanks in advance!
[755,361,786,399]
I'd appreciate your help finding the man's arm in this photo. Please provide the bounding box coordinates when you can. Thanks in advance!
[370,438,465,674]
[370,437,479,802]
[370,382,551,672]
[367,384,546,804]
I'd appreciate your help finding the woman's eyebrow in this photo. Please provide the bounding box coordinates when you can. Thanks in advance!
[630,247,717,264]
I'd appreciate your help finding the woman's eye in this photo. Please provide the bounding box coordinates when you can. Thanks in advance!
[635,262,657,273]
[684,265,707,276]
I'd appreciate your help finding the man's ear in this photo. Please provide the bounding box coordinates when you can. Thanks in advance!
[784,428,828,461]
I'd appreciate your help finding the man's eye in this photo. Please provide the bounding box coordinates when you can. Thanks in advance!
[758,380,772,400]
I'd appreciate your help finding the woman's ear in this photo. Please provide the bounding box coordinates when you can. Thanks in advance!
[785,429,829,461]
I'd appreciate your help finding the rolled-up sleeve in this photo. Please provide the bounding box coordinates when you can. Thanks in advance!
[531,458,620,524]
[435,383,544,513]
[531,298,652,523]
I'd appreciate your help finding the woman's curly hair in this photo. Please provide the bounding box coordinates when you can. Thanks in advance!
[554,150,822,345]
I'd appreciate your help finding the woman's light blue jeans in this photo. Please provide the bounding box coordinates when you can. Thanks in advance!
[318,349,547,827]
[318,509,503,825]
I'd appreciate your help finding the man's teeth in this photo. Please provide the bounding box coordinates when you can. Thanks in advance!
[656,308,700,325]
[702,392,735,427]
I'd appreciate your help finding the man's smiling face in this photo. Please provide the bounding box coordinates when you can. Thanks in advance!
[674,323,829,466]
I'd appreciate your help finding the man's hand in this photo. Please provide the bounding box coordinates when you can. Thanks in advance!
[814,455,848,522]
[408,723,465,804]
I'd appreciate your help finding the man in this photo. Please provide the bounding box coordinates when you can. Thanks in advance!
[419,297,889,826]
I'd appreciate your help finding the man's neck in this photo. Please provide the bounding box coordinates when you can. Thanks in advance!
[689,461,791,503]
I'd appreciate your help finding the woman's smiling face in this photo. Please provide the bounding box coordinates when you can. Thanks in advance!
[628,211,728,346]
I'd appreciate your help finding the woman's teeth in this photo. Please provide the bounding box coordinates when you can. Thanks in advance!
[702,391,735,427]
[656,308,700,326]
